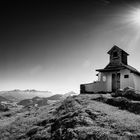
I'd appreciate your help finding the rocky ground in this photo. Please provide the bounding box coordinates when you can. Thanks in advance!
[1,93,140,140]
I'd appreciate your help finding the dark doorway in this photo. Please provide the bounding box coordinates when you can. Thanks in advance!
[112,73,120,92]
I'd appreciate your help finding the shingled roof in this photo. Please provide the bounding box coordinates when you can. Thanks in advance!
[96,63,140,76]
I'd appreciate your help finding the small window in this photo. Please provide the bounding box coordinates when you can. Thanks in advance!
[113,51,118,57]
[124,75,129,78]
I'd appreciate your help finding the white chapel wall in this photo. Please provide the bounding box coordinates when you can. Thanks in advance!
[132,73,140,91]
[120,69,135,90]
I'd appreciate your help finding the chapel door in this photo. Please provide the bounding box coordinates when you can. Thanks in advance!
[112,73,120,92]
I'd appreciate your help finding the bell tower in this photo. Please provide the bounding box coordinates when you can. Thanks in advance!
[107,45,129,65]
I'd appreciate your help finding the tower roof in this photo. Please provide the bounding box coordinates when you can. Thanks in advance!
[96,64,140,76]
[107,45,129,55]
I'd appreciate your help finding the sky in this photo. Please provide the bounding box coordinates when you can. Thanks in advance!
[1,0,140,94]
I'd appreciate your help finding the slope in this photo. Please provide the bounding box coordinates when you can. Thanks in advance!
[1,94,140,139]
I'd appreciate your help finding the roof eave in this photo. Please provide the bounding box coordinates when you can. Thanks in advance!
[96,68,123,72]
[130,71,140,76]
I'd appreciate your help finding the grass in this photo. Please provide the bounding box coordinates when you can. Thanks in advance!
[0,101,58,139]
[1,94,140,139]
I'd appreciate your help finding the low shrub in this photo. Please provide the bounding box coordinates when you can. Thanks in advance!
[111,87,140,101]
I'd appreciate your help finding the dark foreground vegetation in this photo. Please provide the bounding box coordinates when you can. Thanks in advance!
[1,88,140,140]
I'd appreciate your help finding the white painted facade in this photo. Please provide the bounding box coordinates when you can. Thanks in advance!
[83,69,140,93]
[120,69,134,90]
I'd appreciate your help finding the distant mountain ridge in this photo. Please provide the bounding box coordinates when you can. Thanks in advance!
[46,91,77,100]
[17,91,78,106]
[0,89,53,101]
[0,90,78,103]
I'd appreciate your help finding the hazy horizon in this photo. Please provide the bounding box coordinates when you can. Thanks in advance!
[1,0,140,94]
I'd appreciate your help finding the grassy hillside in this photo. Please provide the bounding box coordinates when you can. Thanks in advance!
[0,96,9,102]
[46,94,62,100]
[1,94,140,139]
